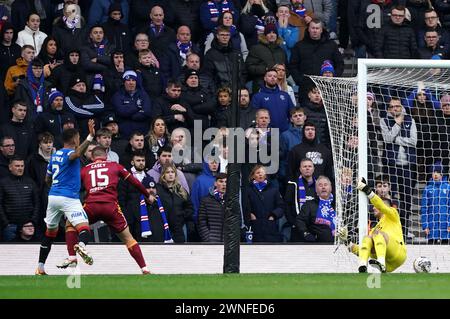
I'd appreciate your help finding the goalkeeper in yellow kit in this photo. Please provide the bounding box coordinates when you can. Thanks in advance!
[340,177,407,273]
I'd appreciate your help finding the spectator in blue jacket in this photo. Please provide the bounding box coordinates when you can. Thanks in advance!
[88,0,129,27]
[279,107,306,188]
[200,0,238,34]
[250,68,294,132]
[111,70,153,139]
[191,158,220,221]
[243,165,285,242]
[276,4,299,62]
[420,162,450,244]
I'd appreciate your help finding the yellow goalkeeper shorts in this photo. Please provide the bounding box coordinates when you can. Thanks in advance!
[385,239,407,273]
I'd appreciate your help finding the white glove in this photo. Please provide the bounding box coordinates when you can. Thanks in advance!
[356,177,372,195]
[337,226,348,242]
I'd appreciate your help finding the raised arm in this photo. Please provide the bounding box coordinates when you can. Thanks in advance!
[69,119,95,161]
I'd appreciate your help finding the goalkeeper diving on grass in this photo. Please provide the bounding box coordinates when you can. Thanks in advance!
[338,177,407,273]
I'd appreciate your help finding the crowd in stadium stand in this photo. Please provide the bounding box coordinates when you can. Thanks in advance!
[0,0,449,244]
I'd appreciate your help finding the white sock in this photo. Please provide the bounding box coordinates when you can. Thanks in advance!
[38,262,45,271]
[378,257,386,266]
[68,255,77,261]
[77,242,86,248]
[141,266,149,273]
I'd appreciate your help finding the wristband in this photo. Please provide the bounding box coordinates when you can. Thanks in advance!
[86,135,94,142]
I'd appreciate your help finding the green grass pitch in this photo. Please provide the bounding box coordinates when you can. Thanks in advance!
[0,273,449,299]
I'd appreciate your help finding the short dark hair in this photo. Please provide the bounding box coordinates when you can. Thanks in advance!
[375,175,390,186]
[12,100,27,109]
[129,131,144,140]
[166,79,182,89]
[132,150,146,159]
[158,145,172,157]
[9,155,24,164]
[290,106,305,116]
[62,128,79,143]
[38,132,54,144]
[216,172,227,181]
[303,120,316,129]
[0,136,15,146]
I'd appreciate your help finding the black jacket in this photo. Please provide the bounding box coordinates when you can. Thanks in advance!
[239,105,257,130]
[34,108,76,149]
[303,100,331,150]
[64,89,106,139]
[0,174,39,228]
[26,151,50,231]
[0,154,10,179]
[153,94,195,133]
[52,18,89,57]
[136,63,164,99]
[140,24,176,60]
[284,177,317,227]
[118,174,164,242]
[0,120,36,158]
[295,197,335,243]
[0,39,21,80]
[49,51,87,95]
[101,17,132,54]
[119,142,155,171]
[374,21,418,59]
[243,181,285,242]
[81,40,115,74]
[202,38,247,90]
[160,42,201,80]
[198,190,225,242]
[181,85,216,130]
[167,0,203,42]
[289,30,343,89]
[287,134,333,182]
[155,183,194,243]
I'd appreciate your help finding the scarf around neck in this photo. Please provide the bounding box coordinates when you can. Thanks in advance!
[315,194,336,236]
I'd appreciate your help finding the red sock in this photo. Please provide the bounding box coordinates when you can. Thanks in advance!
[65,230,78,257]
[127,241,146,268]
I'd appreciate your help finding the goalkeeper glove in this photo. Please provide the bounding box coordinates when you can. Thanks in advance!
[337,226,348,242]
[356,177,373,196]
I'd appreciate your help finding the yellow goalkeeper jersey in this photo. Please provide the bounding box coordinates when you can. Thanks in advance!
[369,194,405,245]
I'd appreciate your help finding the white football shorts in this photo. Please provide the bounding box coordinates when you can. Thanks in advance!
[45,195,88,229]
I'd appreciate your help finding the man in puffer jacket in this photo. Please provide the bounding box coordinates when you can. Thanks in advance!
[374,5,418,59]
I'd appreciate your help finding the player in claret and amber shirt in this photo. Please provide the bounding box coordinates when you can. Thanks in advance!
[57,146,153,274]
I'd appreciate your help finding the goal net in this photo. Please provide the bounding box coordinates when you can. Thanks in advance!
[310,59,450,248]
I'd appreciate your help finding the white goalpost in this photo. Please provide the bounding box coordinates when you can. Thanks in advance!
[311,58,450,253]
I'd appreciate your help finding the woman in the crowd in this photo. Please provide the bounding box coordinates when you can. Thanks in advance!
[147,117,171,163]
[156,165,194,243]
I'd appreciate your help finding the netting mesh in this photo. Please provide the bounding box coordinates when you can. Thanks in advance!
[310,66,450,246]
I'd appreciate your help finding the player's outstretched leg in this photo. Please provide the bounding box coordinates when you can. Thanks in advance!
[358,236,374,273]
[57,224,79,269]
[117,227,150,274]
[371,232,388,273]
[74,223,93,265]
[36,228,58,275]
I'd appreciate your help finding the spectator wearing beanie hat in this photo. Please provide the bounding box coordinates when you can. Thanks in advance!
[35,89,76,149]
[111,70,153,139]
[320,60,335,77]
[246,23,287,91]
[64,73,106,139]
[101,3,132,54]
